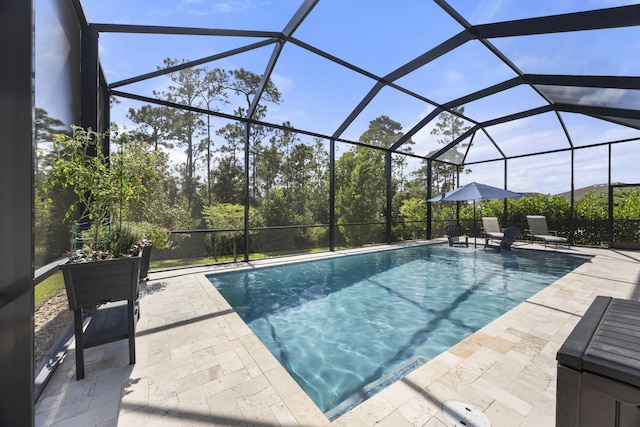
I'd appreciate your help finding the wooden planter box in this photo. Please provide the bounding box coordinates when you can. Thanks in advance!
[59,256,141,379]
[60,256,141,310]
[139,245,152,280]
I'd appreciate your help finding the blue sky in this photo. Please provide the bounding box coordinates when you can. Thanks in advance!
[41,0,640,195]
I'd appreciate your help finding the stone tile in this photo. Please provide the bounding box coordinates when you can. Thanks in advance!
[482,398,526,426]
[233,344,262,378]
[175,365,223,394]
[479,355,528,390]
[169,344,196,368]
[147,410,183,427]
[458,383,502,410]
[89,375,128,413]
[268,398,300,426]
[228,317,254,338]
[177,385,212,424]
[508,369,555,410]
[473,377,532,417]
[239,334,281,372]
[447,337,483,359]
[421,417,449,427]
[36,377,93,415]
[212,337,243,354]
[220,320,240,341]
[284,390,328,427]
[206,389,245,425]
[191,345,220,371]
[436,372,493,410]
[259,385,284,407]
[485,334,519,354]
[376,410,415,427]
[330,410,370,427]
[264,366,303,399]
[144,359,173,385]
[231,374,271,400]
[118,386,148,422]
[147,344,172,367]
[348,393,395,425]
[236,391,281,426]
[155,361,200,389]
[378,376,420,408]
[215,348,246,374]
[36,400,92,427]
[50,401,121,427]
[403,357,455,390]
[393,392,440,426]
[187,335,214,353]
[522,404,556,426]
[202,368,252,398]
[455,347,502,382]
[117,406,149,426]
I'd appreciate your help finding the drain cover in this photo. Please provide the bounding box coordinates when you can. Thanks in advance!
[442,400,491,427]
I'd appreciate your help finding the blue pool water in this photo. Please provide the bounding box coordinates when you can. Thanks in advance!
[207,245,589,418]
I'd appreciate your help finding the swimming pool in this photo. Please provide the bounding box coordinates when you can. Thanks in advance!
[207,244,589,419]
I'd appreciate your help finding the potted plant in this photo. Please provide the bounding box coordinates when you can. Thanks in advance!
[110,221,171,280]
[44,125,157,379]
[44,126,153,307]
[137,222,171,279]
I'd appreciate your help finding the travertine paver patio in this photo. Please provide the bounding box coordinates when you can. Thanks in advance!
[35,242,640,426]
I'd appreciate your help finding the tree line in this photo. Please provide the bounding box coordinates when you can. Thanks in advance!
[33,58,521,266]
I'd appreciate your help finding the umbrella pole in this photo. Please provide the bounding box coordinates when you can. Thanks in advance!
[473,200,477,248]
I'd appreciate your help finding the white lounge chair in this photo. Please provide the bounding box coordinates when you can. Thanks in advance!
[526,215,569,248]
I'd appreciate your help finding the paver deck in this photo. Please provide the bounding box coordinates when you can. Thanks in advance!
[35,242,640,426]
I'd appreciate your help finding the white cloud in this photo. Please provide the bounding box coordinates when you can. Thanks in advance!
[184,0,255,16]
[446,69,463,83]
[470,0,504,23]
[270,73,294,94]
[513,53,545,70]
[214,3,232,13]
[592,0,639,6]
[580,87,625,107]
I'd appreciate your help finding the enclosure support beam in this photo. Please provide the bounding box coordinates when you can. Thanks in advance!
[503,160,508,225]
[455,168,461,228]
[608,146,613,248]
[385,152,392,243]
[427,160,433,240]
[0,0,34,423]
[81,26,100,133]
[329,139,336,251]
[244,123,250,262]
[570,148,576,244]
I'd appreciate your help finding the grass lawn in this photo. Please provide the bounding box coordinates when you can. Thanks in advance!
[149,247,333,270]
[35,272,65,309]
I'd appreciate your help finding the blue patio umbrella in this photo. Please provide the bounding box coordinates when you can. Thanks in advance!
[428,182,523,247]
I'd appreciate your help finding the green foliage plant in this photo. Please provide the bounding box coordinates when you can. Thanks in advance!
[43,125,153,260]
[202,203,259,261]
[399,198,427,239]
[108,221,171,256]
[335,147,385,246]
[108,222,141,256]
[137,221,172,249]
